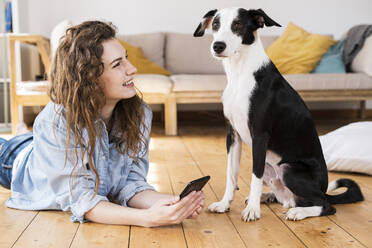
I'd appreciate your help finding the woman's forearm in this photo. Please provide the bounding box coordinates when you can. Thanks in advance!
[128,190,175,209]
[85,200,150,226]
[85,191,205,227]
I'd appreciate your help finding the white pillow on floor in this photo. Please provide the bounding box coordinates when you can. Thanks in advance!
[319,121,372,175]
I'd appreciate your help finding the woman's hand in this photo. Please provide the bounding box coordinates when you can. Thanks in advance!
[144,191,204,227]
[187,191,205,219]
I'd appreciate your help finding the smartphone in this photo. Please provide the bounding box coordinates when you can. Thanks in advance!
[179,175,210,199]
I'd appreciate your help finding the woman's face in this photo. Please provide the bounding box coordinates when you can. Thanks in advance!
[99,39,137,104]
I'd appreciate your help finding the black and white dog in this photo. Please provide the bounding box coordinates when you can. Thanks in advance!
[194,7,364,221]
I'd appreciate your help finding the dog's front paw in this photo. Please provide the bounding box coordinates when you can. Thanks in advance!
[286,207,307,221]
[241,204,260,221]
[208,201,231,213]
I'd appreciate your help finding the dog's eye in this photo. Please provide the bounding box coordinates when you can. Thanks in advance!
[233,22,243,29]
[212,21,220,30]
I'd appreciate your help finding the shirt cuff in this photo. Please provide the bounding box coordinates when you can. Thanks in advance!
[70,191,108,223]
[121,181,155,207]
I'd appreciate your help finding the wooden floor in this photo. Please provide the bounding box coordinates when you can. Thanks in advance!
[1,119,371,248]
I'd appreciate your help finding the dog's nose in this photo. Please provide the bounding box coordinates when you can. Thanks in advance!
[213,41,226,54]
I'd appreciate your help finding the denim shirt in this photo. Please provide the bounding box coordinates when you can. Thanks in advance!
[6,101,155,223]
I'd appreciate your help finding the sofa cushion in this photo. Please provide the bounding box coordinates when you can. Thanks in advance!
[266,22,335,74]
[50,20,72,57]
[284,73,372,90]
[312,40,346,74]
[118,40,170,75]
[134,74,172,94]
[351,34,372,76]
[117,33,165,67]
[171,73,372,93]
[171,74,226,92]
[165,33,224,74]
[261,35,278,50]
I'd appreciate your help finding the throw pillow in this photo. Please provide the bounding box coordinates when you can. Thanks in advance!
[319,121,372,175]
[266,22,335,74]
[351,34,372,76]
[312,40,346,73]
[118,40,170,76]
[50,20,73,57]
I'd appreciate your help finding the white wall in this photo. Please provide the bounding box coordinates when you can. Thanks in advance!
[19,0,372,38]
[18,0,372,110]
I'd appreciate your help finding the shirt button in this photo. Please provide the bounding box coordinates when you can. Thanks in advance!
[102,156,106,160]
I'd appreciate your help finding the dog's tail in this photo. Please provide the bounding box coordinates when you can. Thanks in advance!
[326,179,364,204]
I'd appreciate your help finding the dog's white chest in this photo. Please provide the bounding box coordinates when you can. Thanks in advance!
[220,42,269,146]
[222,76,255,145]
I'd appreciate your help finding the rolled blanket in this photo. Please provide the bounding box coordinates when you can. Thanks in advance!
[343,24,372,72]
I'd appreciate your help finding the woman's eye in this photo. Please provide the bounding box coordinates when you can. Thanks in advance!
[113,62,120,68]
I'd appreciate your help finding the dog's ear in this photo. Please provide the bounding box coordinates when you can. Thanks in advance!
[193,9,217,37]
[251,9,281,28]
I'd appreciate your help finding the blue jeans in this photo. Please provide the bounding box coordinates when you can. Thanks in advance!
[0,133,33,189]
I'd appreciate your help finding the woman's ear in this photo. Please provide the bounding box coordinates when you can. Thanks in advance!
[193,9,217,37]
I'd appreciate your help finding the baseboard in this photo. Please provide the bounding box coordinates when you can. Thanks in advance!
[153,110,225,123]
[153,109,372,123]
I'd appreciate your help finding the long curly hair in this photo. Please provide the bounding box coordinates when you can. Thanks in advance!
[48,21,147,194]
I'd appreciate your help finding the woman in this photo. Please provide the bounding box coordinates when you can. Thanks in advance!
[0,21,205,227]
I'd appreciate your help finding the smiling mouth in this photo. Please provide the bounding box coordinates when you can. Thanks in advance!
[123,80,134,87]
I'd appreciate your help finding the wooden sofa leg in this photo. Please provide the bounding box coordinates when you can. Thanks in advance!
[164,95,177,136]
[359,100,366,119]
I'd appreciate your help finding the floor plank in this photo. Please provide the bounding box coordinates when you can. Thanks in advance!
[181,134,305,247]
[129,138,188,248]
[70,222,129,248]
[154,137,247,248]
[130,225,186,248]
[239,142,365,248]
[12,211,79,248]
[0,119,371,247]
[0,187,38,248]
[179,128,365,248]
[269,204,364,248]
[326,173,372,247]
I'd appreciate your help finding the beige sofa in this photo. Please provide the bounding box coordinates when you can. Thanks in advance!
[10,32,372,135]
[119,32,372,135]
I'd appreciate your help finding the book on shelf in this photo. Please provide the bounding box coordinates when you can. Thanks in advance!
[5,1,12,32]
